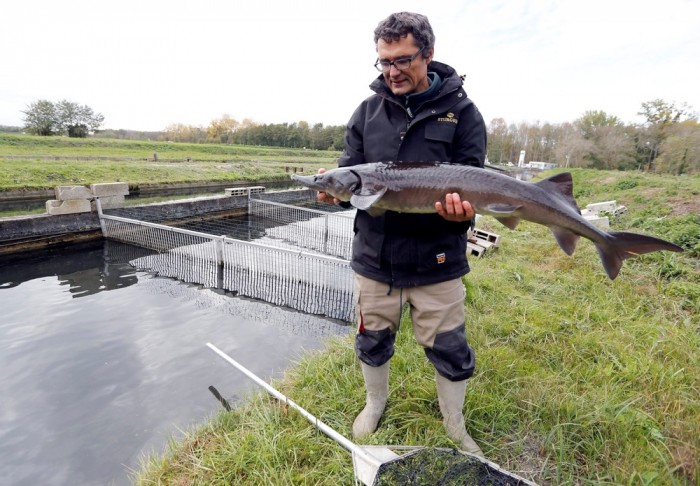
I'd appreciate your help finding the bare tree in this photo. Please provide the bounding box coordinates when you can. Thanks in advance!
[164,123,206,143]
[655,120,700,174]
[206,114,240,143]
[487,118,509,163]
[553,122,593,168]
[637,99,697,171]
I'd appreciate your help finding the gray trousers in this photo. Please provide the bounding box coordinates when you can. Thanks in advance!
[353,273,476,381]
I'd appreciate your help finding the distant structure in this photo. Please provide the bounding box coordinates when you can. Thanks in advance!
[527,161,558,170]
[517,150,526,168]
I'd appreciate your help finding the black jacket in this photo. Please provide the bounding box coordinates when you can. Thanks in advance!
[338,61,487,287]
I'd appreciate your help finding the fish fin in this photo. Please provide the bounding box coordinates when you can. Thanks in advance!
[484,203,522,230]
[596,231,683,280]
[549,226,580,256]
[535,172,580,213]
[350,188,387,210]
[495,216,521,230]
[485,203,522,214]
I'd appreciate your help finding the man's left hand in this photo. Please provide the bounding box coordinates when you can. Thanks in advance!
[435,193,475,222]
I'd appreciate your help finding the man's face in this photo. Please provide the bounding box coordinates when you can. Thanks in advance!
[376,33,432,96]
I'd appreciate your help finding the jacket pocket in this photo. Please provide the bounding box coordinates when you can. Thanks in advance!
[425,120,457,143]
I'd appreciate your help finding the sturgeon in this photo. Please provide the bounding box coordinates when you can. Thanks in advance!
[291,162,683,280]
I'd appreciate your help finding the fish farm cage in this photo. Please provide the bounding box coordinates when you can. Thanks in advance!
[97,190,356,321]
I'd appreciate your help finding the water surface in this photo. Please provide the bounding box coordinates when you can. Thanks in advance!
[0,241,349,485]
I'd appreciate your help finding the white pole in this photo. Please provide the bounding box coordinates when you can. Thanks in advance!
[205,343,383,470]
[95,197,107,235]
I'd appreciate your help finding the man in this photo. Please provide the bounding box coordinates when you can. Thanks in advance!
[319,12,486,455]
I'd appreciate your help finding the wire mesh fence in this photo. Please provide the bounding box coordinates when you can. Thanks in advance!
[249,197,354,259]
[98,193,356,321]
[221,239,354,321]
[102,216,221,288]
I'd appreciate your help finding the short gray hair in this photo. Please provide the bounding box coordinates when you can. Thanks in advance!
[374,12,435,55]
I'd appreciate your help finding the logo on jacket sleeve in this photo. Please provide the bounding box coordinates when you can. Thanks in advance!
[436,252,446,264]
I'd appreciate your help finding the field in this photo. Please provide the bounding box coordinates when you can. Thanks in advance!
[0,133,338,193]
[2,134,698,484]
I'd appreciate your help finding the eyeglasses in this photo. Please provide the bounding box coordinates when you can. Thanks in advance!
[374,47,425,73]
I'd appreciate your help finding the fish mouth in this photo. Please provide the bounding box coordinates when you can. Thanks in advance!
[290,173,322,190]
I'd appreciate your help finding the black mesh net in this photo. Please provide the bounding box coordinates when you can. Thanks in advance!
[373,448,529,486]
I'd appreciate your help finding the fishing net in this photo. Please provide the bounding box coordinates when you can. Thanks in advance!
[373,448,530,486]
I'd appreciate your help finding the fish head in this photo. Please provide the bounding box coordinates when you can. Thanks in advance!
[291,168,360,202]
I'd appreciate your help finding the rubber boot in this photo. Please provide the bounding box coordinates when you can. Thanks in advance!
[435,372,484,456]
[352,361,390,439]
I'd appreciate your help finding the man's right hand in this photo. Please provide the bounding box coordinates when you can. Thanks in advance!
[316,168,340,205]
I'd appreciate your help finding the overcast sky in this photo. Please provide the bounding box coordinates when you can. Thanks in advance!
[2,0,699,132]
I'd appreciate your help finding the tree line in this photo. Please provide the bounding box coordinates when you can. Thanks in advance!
[487,99,698,175]
[17,98,699,174]
[162,116,346,151]
[161,100,698,174]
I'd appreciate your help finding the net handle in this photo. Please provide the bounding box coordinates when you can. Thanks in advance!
[206,343,383,469]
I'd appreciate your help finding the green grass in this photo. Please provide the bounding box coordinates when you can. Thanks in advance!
[134,170,699,485]
[0,133,339,191]
[0,133,338,159]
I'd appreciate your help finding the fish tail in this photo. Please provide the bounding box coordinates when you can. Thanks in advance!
[596,231,683,280]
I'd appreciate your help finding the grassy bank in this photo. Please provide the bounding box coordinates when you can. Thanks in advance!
[135,170,699,485]
[0,133,339,192]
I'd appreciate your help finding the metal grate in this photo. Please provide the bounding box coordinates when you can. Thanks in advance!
[249,198,354,259]
[102,216,221,288]
[97,195,356,322]
[221,238,354,321]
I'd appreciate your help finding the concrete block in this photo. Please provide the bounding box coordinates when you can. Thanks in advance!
[90,182,129,197]
[224,186,266,196]
[467,242,486,258]
[92,195,126,210]
[613,205,628,216]
[473,238,495,250]
[473,228,501,247]
[225,188,247,196]
[586,200,617,214]
[46,199,91,215]
[583,213,610,229]
[55,185,92,200]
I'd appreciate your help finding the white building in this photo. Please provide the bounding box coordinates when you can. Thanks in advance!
[527,161,558,170]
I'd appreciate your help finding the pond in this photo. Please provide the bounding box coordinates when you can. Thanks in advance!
[0,240,350,485]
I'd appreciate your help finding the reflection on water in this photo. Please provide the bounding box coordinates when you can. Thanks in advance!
[0,241,143,292]
[0,240,350,486]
